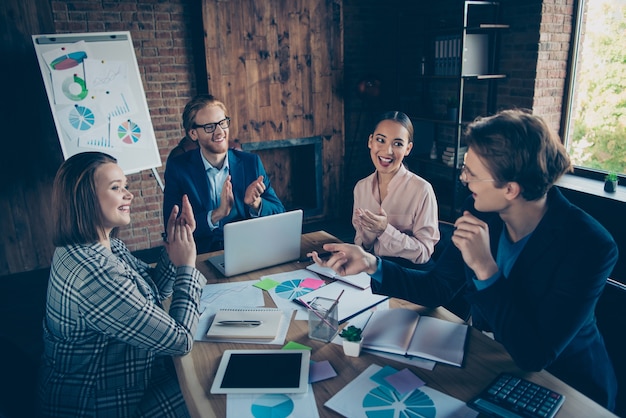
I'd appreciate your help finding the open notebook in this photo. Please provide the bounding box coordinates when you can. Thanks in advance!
[361,308,469,367]
[206,209,303,277]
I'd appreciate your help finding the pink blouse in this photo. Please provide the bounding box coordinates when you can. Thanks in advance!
[352,165,440,264]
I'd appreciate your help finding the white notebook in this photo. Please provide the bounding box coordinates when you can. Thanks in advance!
[306,263,371,290]
[361,308,468,367]
[205,308,284,340]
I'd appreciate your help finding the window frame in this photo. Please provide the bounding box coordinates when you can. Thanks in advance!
[561,0,624,186]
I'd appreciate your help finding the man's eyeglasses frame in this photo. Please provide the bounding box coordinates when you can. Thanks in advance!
[193,117,231,134]
[459,164,495,187]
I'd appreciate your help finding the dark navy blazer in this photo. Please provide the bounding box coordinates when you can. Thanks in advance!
[163,148,285,253]
[372,187,618,410]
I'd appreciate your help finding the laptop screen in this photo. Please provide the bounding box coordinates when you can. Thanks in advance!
[207,209,303,277]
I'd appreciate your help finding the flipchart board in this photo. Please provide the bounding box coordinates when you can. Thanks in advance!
[32,32,163,186]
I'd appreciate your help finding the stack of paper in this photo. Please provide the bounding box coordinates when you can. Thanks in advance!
[442,146,467,168]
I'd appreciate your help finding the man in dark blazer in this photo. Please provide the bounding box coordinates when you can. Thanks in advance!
[163,95,284,253]
[309,109,619,411]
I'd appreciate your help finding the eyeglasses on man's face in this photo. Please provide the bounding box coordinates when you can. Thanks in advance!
[459,164,495,187]
[193,117,231,134]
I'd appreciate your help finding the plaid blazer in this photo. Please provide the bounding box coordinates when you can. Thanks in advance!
[39,238,206,417]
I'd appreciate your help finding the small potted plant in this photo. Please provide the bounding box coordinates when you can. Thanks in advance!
[339,325,363,357]
[604,172,618,193]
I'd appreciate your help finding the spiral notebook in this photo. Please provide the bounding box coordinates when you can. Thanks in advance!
[205,308,284,340]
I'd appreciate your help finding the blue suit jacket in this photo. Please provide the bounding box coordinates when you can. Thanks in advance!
[163,148,285,253]
[372,187,618,410]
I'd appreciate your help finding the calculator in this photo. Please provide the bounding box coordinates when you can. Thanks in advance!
[467,373,565,418]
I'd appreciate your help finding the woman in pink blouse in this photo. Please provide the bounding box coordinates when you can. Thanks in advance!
[352,111,439,269]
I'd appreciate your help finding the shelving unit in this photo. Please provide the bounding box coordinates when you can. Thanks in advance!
[408,1,508,221]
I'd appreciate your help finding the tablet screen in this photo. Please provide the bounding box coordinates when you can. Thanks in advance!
[210,349,311,394]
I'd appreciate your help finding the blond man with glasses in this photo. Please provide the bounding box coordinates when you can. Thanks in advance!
[309,109,618,411]
[163,94,285,253]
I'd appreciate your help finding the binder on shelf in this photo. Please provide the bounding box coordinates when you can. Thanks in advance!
[462,34,489,76]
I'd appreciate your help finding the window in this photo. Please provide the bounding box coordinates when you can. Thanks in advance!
[564,0,626,178]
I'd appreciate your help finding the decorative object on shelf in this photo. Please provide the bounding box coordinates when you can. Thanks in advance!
[604,172,618,193]
[339,325,363,357]
[357,77,381,100]
[442,145,467,168]
[446,96,459,122]
[429,141,438,160]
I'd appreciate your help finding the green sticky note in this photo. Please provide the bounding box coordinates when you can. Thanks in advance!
[283,341,312,351]
[255,278,280,290]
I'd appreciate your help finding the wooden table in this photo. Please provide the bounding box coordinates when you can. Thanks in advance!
[173,231,617,418]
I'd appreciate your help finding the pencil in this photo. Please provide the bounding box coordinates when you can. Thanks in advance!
[298,297,338,332]
[324,289,344,321]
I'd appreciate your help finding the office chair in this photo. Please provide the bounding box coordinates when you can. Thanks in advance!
[595,278,626,417]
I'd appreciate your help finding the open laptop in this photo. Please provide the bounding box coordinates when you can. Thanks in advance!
[206,209,303,277]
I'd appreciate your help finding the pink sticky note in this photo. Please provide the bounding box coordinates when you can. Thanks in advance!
[384,368,425,395]
[300,278,325,290]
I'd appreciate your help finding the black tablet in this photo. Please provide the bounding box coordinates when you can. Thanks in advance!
[210,349,311,394]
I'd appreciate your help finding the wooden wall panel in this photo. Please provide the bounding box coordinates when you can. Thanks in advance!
[201,0,344,220]
[0,0,59,276]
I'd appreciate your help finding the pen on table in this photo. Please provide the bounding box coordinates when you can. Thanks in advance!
[217,320,262,327]
[324,289,344,321]
[292,298,307,308]
[297,298,338,332]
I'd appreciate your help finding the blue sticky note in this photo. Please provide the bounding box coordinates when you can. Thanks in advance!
[384,368,425,395]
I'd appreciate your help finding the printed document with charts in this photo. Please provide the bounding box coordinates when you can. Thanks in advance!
[361,308,468,367]
[305,263,371,290]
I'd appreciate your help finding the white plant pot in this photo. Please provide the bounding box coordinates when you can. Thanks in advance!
[343,340,362,357]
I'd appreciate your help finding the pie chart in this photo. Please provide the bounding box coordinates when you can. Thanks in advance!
[117,120,141,144]
[62,74,88,101]
[250,394,294,418]
[50,51,87,70]
[274,279,315,300]
[362,385,436,418]
[69,105,95,131]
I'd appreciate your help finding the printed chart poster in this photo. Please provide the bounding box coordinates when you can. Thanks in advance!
[263,269,325,320]
[33,32,161,174]
[227,385,319,418]
[325,364,478,418]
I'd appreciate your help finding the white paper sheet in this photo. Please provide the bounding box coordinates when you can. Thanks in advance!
[264,269,325,320]
[325,364,478,418]
[226,384,319,418]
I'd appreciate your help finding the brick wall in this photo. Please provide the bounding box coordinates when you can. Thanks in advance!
[533,0,575,132]
[50,0,201,250]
